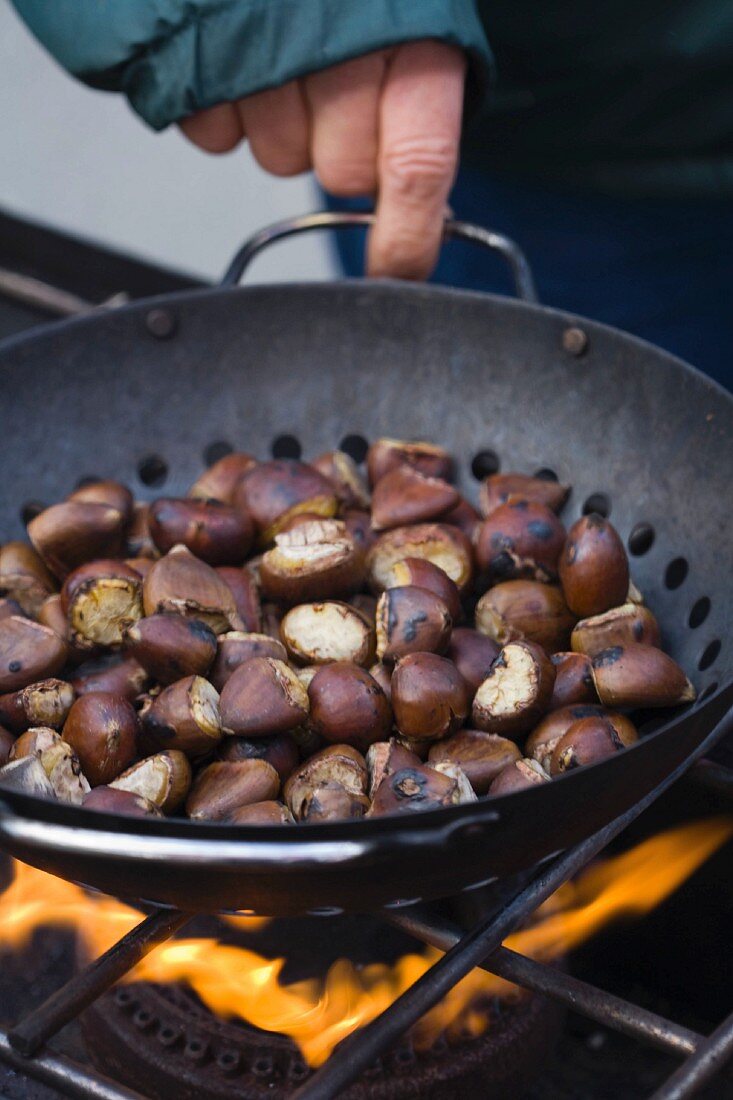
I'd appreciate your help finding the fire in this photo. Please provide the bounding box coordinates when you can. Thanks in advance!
[0,817,730,1066]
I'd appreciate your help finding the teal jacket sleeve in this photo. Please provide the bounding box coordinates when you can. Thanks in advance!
[11,0,493,130]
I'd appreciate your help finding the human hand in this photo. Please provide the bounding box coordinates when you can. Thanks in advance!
[179,40,466,280]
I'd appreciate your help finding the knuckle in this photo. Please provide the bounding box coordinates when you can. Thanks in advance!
[381,137,456,197]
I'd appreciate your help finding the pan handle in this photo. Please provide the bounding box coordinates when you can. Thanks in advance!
[220,211,539,303]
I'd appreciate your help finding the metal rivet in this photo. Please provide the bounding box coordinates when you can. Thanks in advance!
[146,308,177,339]
[562,326,588,357]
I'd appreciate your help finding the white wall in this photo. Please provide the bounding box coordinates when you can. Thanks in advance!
[0,3,335,283]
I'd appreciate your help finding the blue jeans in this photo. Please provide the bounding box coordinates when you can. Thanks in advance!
[325,172,733,391]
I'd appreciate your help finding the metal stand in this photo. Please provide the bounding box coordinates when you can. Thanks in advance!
[1,704,732,1100]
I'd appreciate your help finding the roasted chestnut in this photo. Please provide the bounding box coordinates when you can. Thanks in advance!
[479,473,569,517]
[311,451,370,510]
[472,641,555,739]
[299,782,371,822]
[283,743,367,820]
[444,628,501,694]
[308,663,392,750]
[68,479,134,523]
[187,452,257,503]
[219,657,309,736]
[125,503,158,560]
[215,566,261,632]
[368,662,393,700]
[0,755,56,799]
[186,759,280,820]
[28,501,126,579]
[366,438,453,488]
[371,466,458,531]
[525,703,608,772]
[83,785,162,817]
[369,763,468,816]
[148,498,254,564]
[142,544,242,634]
[475,498,566,583]
[475,580,576,652]
[571,603,661,656]
[549,652,597,709]
[281,601,375,666]
[428,729,521,794]
[228,800,294,825]
[111,750,192,813]
[368,524,474,594]
[441,496,482,543]
[142,675,222,759]
[550,714,638,775]
[62,692,139,786]
[233,460,338,544]
[259,520,365,604]
[559,514,630,617]
[0,678,75,733]
[122,614,217,684]
[384,557,462,623]
[391,652,470,742]
[341,509,377,554]
[591,644,695,708]
[488,758,551,796]
[61,560,143,648]
[0,616,68,692]
[72,655,149,701]
[209,632,288,692]
[0,541,56,616]
[365,739,421,797]
[10,727,90,804]
[376,585,452,662]
[217,732,299,782]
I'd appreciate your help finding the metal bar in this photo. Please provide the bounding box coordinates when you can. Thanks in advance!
[0,1028,144,1100]
[387,907,700,1057]
[8,908,189,1057]
[293,704,733,1100]
[650,1011,733,1100]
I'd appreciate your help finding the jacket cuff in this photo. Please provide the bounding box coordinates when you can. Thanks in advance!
[120,0,493,130]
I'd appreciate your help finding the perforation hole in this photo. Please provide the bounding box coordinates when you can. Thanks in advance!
[582,492,611,518]
[138,455,168,487]
[271,434,302,460]
[20,501,45,525]
[699,640,721,671]
[533,467,558,482]
[339,433,369,463]
[203,440,233,466]
[628,523,655,556]
[665,557,688,590]
[471,449,500,480]
[689,597,711,629]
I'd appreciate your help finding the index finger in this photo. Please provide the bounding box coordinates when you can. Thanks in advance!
[368,42,466,280]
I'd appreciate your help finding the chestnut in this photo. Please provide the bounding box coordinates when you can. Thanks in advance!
[209,632,287,692]
[391,652,470,742]
[445,628,501,694]
[441,496,482,543]
[0,756,56,799]
[549,652,597,709]
[259,520,365,604]
[290,724,324,760]
[475,581,576,652]
[125,503,158,560]
[472,641,555,739]
[479,473,570,517]
[368,524,474,594]
[233,460,338,544]
[299,782,371,822]
[308,663,392,751]
[122,614,217,684]
[366,438,453,488]
[260,602,284,640]
[368,662,392,700]
[550,714,637,775]
[369,764,465,816]
[428,729,521,794]
[11,727,90,804]
[311,451,370,510]
[559,514,630,617]
[475,498,566,582]
[143,544,242,634]
[28,501,126,579]
[68,479,134,523]
[280,601,375,666]
[384,557,461,622]
[83,785,162,817]
[228,800,294,825]
[283,743,367,819]
[371,466,458,531]
[110,750,192,813]
[375,585,452,662]
[366,739,421,797]
[571,602,661,657]
[430,761,477,803]
[0,726,14,767]
[591,644,695,708]
[350,593,378,620]
[186,759,280,821]
[525,703,609,772]
[488,758,550,796]
[0,541,56,616]
[142,675,222,759]
[219,657,309,737]
[215,566,261,632]
[341,510,377,554]
[0,616,68,692]
[0,678,75,733]
[148,498,254,564]
[62,692,139,786]
[62,560,143,648]
[72,655,149,701]
[217,732,299,782]
[187,452,257,503]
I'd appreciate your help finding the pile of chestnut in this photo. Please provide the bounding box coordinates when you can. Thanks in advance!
[0,439,695,824]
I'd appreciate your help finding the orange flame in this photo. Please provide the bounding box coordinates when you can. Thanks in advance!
[0,818,730,1066]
